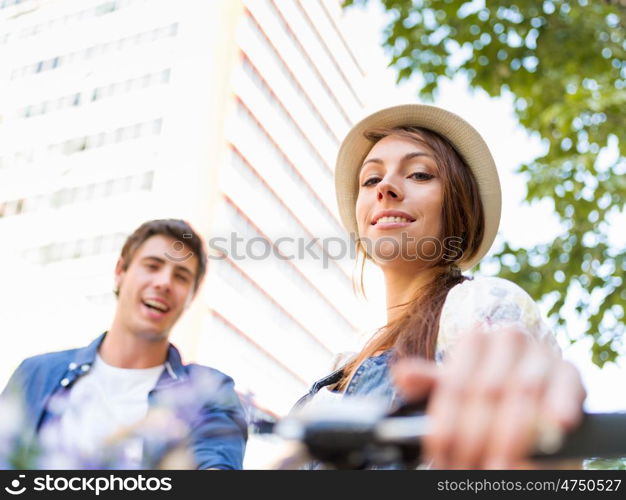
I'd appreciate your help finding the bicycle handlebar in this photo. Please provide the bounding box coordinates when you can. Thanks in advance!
[253,404,626,469]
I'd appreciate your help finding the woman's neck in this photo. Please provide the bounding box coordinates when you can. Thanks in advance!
[383,265,442,324]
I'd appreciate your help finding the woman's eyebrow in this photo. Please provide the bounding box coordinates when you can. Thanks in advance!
[361,157,383,169]
[361,151,434,169]
[401,151,434,163]
[401,152,438,173]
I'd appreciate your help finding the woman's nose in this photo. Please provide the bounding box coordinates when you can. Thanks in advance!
[376,178,402,201]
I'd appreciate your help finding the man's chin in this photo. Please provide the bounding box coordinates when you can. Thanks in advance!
[133,327,170,343]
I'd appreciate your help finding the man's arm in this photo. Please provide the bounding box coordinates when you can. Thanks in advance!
[189,375,248,470]
[152,367,248,470]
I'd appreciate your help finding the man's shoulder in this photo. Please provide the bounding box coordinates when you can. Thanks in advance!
[17,347,82,373]
[181,362,235,385]
[168,362,244,416]
[4,346,83,397]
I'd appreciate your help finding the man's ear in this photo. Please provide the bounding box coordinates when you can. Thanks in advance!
[114,257,126,294]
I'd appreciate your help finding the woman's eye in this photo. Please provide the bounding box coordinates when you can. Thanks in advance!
[362,177,381,187]
[409,172,434,181]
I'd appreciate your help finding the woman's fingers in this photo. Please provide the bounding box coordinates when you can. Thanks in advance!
[481,341,553,468]
[448,328,527,468]
[542,359,586,431]
[421,328,584,469]
[423,329,487,468]
[391,357,438,403]
[391,328,585,469]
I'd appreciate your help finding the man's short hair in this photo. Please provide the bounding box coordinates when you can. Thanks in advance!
[117,219,207,294]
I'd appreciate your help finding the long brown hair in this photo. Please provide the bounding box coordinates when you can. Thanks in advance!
[337,126,484,390]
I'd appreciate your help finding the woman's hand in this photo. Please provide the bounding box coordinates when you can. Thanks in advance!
[392,327,586,469]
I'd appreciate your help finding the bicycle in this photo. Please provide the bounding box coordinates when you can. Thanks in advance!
[251,398,626,469]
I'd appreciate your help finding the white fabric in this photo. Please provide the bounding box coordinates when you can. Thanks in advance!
[304,386,344,407]
[437,276,560,359]
[41,354,164,466]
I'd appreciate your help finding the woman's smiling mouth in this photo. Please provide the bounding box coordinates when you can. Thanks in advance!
[371,210,416,226]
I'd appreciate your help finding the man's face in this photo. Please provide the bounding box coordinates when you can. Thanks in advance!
[114,235,199,341]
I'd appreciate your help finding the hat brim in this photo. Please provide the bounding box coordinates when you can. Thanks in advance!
[335,104,501,271]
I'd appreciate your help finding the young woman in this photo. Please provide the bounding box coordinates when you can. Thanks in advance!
[292,104,585,469]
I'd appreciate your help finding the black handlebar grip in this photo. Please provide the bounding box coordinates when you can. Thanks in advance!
[532,412,626,460]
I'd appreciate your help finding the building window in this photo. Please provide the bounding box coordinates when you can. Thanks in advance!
[244,15,340,146]
[31,231,128,264]
[234,102,343,238]
[240,58,332,179]
[3,0,145,44]
[0,171,155,219]
[10,23,178,80]
[214,201,354,334]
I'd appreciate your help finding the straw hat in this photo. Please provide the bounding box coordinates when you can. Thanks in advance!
[335,104,501,271]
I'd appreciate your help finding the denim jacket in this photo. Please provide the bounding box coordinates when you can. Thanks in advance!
[1,333,247,469]
[292,350,411,469]
[294,350,399,412]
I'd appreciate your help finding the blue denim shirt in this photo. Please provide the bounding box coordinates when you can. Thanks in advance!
[1,333,247,469]
[292,351,410,469]
[294,350,399,411]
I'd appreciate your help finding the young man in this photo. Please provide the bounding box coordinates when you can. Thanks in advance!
[2,219,247,469]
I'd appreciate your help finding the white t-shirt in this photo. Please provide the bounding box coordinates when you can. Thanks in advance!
[40,354,164,467]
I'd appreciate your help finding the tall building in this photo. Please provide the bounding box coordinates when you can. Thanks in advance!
[0,0,388,440]
[202,0,374,415]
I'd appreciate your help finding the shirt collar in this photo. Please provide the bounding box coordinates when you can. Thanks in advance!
[68,332,187,386]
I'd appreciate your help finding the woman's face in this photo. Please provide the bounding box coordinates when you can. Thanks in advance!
[355,135,444,267]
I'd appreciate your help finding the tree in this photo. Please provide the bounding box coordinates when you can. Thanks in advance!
[344,0,626,365]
